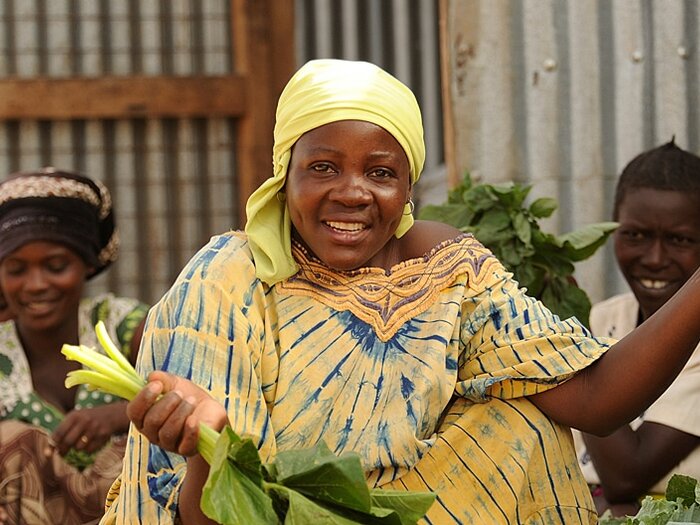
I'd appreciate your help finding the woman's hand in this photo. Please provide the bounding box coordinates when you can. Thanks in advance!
[127,372,228,525]
[51,401,129,455]
[126,371,228,457]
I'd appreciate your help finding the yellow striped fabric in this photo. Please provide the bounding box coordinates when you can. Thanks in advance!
[101,232,610,524]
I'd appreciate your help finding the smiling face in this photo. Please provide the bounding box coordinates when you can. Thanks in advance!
[614,187,700,321]
[0,241,91,332]
[285,120,412,271]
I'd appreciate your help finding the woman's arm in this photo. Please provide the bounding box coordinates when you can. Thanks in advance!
[127,371,228,525]
[179,455,219,525]
[531,269,700,434]
[128,315,147,366]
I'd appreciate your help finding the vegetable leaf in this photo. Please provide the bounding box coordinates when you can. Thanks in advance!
[226,433,266,488]
[201,427,278,525]
[665,474,699,507]
[369,489,437,525]
[275,442,371,512]
[279,487,365,524]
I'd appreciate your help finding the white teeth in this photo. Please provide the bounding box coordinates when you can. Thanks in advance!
[26,301,52,311]
[639,279,669,290]
[327,221,365,232]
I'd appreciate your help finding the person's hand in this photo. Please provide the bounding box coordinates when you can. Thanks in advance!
[127,371,228,457]
[51,402,129,455]
[592,492,640,518]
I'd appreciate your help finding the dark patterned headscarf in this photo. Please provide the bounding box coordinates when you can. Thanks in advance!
[0,167,119,279]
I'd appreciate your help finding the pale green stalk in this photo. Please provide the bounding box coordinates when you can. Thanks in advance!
[62,324,219,465]
[65,369,142,401]
[95,320,142,384]
[197,423,218,463]
[62,343,144,395]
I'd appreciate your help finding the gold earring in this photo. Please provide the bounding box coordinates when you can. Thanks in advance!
[276,192,286,203]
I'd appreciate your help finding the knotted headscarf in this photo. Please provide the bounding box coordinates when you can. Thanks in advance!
[245,59,426,285]
[0,167,119,279]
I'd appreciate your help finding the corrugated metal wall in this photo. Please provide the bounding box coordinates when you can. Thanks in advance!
[0,0,239,303]
[0,0,443,305]
[442,0,700,303]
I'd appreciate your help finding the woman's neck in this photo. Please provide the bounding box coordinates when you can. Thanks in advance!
[17,314,80,366]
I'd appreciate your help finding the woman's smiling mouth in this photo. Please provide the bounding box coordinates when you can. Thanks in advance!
[325,221,367,232]
[22,300,58,315]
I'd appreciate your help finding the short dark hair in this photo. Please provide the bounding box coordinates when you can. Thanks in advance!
[614,137,700,219]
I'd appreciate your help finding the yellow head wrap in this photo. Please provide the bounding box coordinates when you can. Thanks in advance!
[245,59,425,285]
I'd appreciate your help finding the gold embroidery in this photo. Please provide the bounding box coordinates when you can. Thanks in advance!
[279,235,498,341]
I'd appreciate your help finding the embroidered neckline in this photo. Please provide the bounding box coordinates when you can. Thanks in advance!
[278,234,497,341]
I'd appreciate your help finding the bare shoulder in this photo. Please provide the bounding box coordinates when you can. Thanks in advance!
[401,220,464,259]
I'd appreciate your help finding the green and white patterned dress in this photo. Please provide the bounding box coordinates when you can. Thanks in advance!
[0,292,149,466]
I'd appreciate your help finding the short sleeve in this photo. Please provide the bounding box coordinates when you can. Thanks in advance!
[456,266,613,401]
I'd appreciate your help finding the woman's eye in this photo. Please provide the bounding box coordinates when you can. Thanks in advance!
[311,163,334,173]
[46,259,69,273]
[3,261,25,276]
[370,168,393,178]
[4,265,24,276]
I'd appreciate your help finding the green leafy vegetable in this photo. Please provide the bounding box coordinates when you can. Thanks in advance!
[201,427,277,524]
[419,172,618,326]
[62,322,436,524]
[665,474,699,508]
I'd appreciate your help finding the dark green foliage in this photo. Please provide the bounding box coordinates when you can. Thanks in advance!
[200,427,436,525]
[0,353,13,376]
[419,173,618,327]
[665,474,699,508]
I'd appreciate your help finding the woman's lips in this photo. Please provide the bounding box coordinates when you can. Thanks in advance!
[325,221,367,232]
[21,300,58,316]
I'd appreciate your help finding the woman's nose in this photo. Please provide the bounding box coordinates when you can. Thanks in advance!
[24,268,49,291]
[330,173,371,206]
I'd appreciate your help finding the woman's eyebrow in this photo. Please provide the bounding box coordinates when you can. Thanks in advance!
[304,145,341,155]
[302,146,399,159]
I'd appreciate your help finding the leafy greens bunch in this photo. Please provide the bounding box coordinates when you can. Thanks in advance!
[62,322,436,525]
[598,474,700,524]
[419,173,618,327]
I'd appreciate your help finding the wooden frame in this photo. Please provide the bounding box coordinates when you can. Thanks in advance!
[0,76,248,119]
[0,0,295,225]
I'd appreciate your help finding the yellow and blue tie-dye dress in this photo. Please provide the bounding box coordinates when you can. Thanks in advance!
[102,232,611,525]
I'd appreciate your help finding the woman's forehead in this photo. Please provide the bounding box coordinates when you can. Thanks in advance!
[4,240,76,258]
[297,120,403,149]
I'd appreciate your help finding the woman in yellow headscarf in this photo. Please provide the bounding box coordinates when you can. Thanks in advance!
[103,59,700,525]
